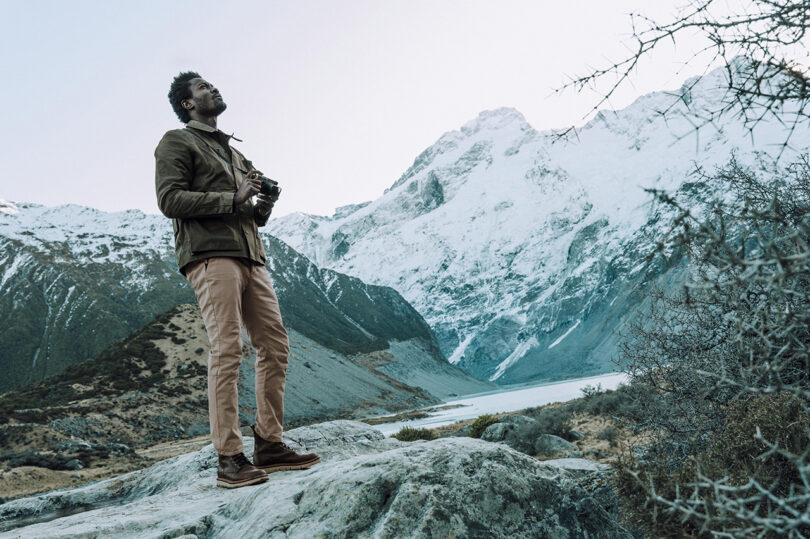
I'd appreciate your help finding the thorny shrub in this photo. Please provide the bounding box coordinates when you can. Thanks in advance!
[615,155,810,537]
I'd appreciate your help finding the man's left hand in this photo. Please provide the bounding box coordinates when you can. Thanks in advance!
[255,193,275,217]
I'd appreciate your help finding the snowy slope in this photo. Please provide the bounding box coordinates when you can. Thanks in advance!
[0,201,493,396]
[267,63,810,384]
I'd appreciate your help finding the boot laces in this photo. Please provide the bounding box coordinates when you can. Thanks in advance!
[233,452,251,468]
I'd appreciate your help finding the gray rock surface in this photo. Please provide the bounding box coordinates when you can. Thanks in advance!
[481,414,538,442]
[481,422,512,442]
[0,420,630,538]
[534,434,578,456]
[541,458,611,475]
[498,414,537,426]
[540,458,620,525]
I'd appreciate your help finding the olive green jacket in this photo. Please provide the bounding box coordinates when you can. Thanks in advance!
[154,120,270,274]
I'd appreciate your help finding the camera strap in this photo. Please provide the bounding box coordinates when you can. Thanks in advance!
[183,127,249,175]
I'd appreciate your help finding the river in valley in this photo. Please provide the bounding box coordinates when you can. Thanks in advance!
[372,372,628,436]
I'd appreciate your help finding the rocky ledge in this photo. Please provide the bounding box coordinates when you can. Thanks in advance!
[0,421,629,538]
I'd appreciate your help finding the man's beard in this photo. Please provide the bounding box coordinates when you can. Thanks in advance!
[211,100,227,116]
[198,99,227,117]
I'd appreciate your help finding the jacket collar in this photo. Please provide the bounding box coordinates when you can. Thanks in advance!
[186,120,242,141]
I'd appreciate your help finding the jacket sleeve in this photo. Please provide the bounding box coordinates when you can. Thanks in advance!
[155,131,235,219]
[254,205,272,227]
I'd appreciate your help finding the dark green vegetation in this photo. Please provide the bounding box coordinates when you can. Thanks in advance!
[482,384,646,452]
[265,236,441,358]
[0,241,192,393]
[392,426,438,442]
[610,156,810,538]
[0,306,186,423]
[468,414,499,438]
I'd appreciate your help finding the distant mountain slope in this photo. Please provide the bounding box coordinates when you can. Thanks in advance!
[0,201,492,396]
[267,62,810,384]
[0,303,447,496]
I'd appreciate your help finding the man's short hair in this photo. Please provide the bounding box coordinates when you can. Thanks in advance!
[168,71,201,123]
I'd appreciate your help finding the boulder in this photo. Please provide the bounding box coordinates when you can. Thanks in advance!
[541,458,620,523]
[542,458,610,475]
[63,459,84,471]
[481,415,537,443]
[498,414,537,427]
[0,420,630,538]
[534,434,577,456]
[481,422,514,442]
[569,430,586,441]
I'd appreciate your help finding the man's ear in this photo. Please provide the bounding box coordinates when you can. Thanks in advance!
[182,100,194,110]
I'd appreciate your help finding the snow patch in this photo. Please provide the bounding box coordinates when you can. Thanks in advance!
[0,199,20,215]
[448,334,475,365]
[489,336,539,381]
[548,319,581,349]
[0,253,28,291]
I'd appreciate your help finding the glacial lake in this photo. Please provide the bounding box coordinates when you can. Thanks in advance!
[372,372,628,436]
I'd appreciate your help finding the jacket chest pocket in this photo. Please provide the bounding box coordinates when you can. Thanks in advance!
[192,151,237,191]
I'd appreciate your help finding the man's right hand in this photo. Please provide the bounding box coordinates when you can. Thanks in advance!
[234,173,262,205]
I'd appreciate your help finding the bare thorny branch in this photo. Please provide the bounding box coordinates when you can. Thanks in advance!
[556,0,810,155]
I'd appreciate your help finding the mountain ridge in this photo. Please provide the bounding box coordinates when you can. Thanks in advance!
[0,201,492,397]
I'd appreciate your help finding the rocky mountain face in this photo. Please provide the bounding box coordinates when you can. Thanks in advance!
[0,420,630,537]
[267,64,810,384]
[0,200,491,396]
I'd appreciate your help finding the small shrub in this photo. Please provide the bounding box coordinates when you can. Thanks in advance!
[580,383,604,398]
[392,426,437,442]
[596,425,621,445]
[468,414,499,438]
[569,384,648,422]
[521,406,574,439]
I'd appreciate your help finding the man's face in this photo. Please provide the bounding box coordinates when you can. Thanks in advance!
[184,77,227,118]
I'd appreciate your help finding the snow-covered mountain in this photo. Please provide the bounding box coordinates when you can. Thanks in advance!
[268,63,810,384]
[0,200,492,396]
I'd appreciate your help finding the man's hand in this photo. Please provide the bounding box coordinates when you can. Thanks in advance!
[255,193,275,218]
[234,170,263,205]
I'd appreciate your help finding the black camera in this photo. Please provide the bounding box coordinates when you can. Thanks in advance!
[258,176,281,201]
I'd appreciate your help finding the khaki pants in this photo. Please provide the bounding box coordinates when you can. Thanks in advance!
[185,257,290,456]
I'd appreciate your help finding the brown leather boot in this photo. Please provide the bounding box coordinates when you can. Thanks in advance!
[217,452,268,488]
[251,424,321,473]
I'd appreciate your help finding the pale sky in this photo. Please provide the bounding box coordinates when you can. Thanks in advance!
[0,0,716,218]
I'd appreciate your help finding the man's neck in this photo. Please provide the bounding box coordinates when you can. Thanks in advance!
[189,114,217,130]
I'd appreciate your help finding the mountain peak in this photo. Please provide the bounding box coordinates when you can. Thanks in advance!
[461,107,531,136]
[388,107,534,192]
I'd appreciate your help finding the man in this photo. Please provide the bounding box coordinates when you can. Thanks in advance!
[155,71,319,489]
